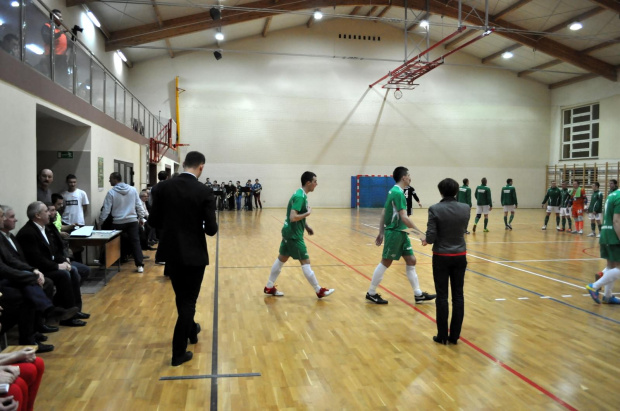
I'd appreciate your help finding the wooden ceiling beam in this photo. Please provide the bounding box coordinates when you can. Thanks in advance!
[586,0,620,14]
[492,0,533,20]
[374,6,391,21]
[350,6,361,15]
[366,6,378,17]
[481,43,522,63]
[104,0,616,80]
[406,12,429,32]
[150,0,174,58]
[548,73,599,89]
[518,59,561,77]
[444,29,477,50]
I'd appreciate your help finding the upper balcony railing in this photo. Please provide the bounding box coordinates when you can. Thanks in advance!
[0,0,172,145]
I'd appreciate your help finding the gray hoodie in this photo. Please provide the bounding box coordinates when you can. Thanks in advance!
[99,182,145,225]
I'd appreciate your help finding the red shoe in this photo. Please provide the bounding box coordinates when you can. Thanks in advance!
[316,288,335,298]
[264,286,284,296]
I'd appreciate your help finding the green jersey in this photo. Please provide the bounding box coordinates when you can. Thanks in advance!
[383,185,408,232]
[600,189,620,245]
[542,187,561,207]
[281,188,308,240]
[560,188,572,208]
[457,185,472,207]
[500,185,517,206]
[588,191,603,213]
[475,185,492,207]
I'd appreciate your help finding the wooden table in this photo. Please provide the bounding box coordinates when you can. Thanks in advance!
[68,230,122,285]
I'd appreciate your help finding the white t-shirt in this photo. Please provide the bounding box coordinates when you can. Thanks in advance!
[62,188,90,225]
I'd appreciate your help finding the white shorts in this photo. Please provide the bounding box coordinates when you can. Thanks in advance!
[546,206,560,214]
[476,205,491,215]
[560,207,571,217]
[589,213,602,221]
[503,205,516,212]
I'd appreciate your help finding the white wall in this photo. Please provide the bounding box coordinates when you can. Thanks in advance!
[126,19,551,208]
[549,77,620,164]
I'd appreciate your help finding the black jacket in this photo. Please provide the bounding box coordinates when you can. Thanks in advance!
[425,197,470,254]
[149,173,218,266]
[16,220,66,273]
[0,234,38,286]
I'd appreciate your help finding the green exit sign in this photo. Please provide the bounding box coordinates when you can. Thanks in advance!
[57,151,74,159]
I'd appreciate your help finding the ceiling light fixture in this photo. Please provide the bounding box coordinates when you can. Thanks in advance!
[10,1,19,7]
[86,9,101,28]
[501,51,513,59]
[420,19,429,29]
[314,10,323,20]
[214,51,222,60]
[215,31,224,41]
[116,50,127,62]
[568,21,582,31]
[25,44,44,55]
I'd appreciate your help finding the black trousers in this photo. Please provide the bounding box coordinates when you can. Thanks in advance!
[113,221,143,267]
[166,264,206,357]
[0,284,36,345]
[432,254,467,340]
[45,268,82,310]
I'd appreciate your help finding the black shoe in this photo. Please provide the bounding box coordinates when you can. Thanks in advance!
[36,342,55,353]
[415,292,436,303]
[171,351,193,366]
[38,324,59,333]
[448,337,459,345]
[45,306,79,324]
[508,224,513,230]
[34,332,48,342]
[75,312,91,319]
[59,318,87,327]
[189,323,201,344]
[366,292,388,304]
[143,256,151,260]
[465,230,471,235]
[433,336,447,345]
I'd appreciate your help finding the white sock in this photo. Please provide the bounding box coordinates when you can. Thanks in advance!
[368,263,388,295]
[301,264,320,292]
[594,267,620,289]
[266,259,285,288]
[406,265,422,296]
[604,284,614,299]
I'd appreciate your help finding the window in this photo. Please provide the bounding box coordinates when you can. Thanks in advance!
[561,103,599,160]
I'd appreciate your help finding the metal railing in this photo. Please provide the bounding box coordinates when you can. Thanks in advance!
[0,0,170,143]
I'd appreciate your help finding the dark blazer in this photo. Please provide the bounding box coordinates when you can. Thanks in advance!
[149,173,218,266]
[0,238,38,286]
[16,220,66,273]
[425,197,471,254]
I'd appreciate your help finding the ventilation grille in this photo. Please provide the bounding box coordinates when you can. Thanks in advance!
[339,34,381,41]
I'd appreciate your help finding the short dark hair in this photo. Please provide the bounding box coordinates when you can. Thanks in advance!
[573,180,580,185]
[110,172,122,183]
[157,170,168,181]
[50,9,61,19]
[438,178,459,197]
[463,178,469,185]
[507,178,512,185]
[611,179,618,185]
[593,182,600,188]
[393,167,408,183]
[183,151,205,168]
[66,174,76,181]
[301,171,316,186]
[481,177,487,185]
[51,193,64,204]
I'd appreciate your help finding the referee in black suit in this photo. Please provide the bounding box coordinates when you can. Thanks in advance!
[149,151,218,366]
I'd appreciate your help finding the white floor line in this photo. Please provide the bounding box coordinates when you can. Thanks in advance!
[468,253,583,289]
[467,240,590,245]
[496,258,600,263]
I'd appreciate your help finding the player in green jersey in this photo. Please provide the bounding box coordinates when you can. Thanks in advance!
[541,180,561,230]
[472,178,492,233]
[264,171,334,299]
[587,182,604,237]
[586,179,620,304]
[500,178,518,230]
[457,178,472,234]
[559,181,573,232]
[366,166,436,305]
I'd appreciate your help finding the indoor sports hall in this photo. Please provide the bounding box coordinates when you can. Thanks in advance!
[0,0,619,409]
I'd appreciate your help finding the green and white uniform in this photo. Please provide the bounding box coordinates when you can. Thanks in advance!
[382,185,413,260]
[475,185,492,214]
[560,188,572,217]
[542,186,561,213]
[599,188,620,262]
[279,188,310,260]
[588,190,604,220]
[457,185,472,207]
[501,185,518,211]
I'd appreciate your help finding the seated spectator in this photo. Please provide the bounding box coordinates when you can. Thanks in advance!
[1,34,19,59]
[16,202,88,327]
[0,319,45,411]
[46,203,90,282]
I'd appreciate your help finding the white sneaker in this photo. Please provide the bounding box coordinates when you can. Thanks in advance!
[596,234,600,238]
[542,225,547,230]
[578,230,583,234]
[137,266,144,273]
[587,232,595,237]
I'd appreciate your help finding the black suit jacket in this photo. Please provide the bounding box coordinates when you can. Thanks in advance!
[0,237,38,286]
[149,173,217,266]
[16,220,66,273]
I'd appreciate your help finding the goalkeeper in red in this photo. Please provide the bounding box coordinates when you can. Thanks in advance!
[263,171,335,299]
[366,166,436,305]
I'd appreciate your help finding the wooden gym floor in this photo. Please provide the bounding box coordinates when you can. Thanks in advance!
[34,208,619,410]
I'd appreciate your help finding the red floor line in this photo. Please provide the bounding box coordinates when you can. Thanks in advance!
[303,236,578,411]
